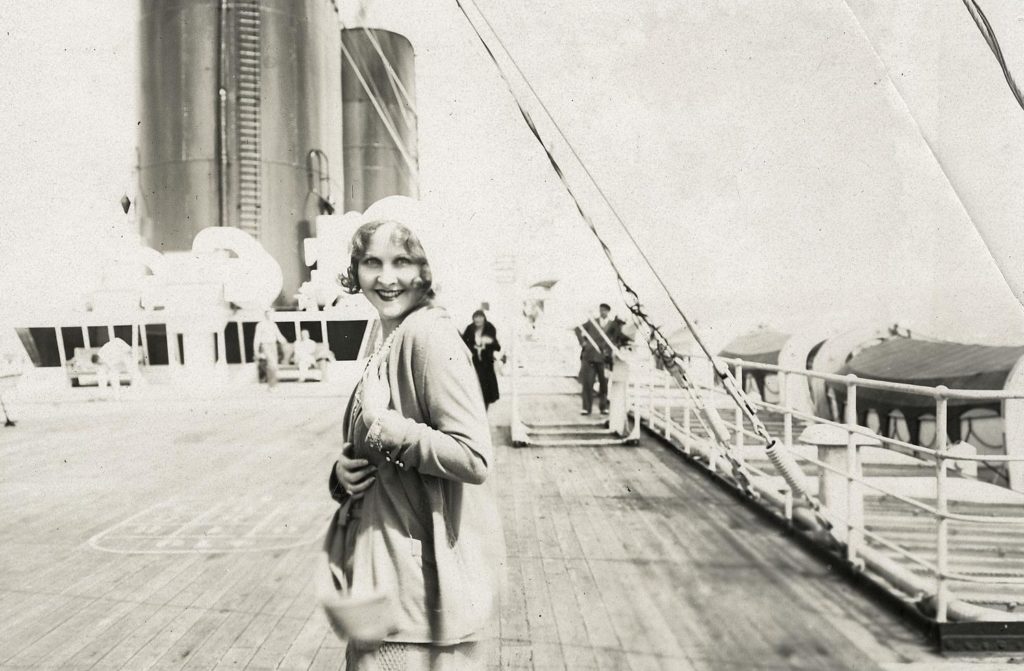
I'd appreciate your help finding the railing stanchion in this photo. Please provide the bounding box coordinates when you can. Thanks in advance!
[663,368,672,439]
[780,371,793,450]
[935,388,950,623]
[845,377,863,564]
[647,364,654,426]
[735,363,744,451]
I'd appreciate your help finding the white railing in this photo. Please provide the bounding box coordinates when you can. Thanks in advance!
[626,354,1024,624]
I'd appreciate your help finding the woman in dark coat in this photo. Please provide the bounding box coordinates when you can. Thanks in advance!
[461,310,501,408]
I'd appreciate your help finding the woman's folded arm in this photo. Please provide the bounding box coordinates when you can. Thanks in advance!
[375,328,492,484]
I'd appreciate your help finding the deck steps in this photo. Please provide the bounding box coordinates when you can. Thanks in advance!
[523,436,630,447]
[527,426,617,436]
[519,420,632,448]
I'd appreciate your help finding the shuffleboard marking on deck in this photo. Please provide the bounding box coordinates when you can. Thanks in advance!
[87,496,325,555]
[164,501,229,540]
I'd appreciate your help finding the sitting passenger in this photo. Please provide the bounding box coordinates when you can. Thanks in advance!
[96,338,133,399]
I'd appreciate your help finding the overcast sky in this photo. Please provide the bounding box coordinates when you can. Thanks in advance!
[1,1,1022,349]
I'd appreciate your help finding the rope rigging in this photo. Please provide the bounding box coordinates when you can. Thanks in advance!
[627,315,761,496]
[961,0,1024,114]
[454,0,828,523]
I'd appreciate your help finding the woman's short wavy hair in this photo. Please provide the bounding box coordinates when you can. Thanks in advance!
[338,219,435,298]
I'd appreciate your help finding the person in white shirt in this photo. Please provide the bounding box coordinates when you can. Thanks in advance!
[253,310,287,388]
[294,329,318,382]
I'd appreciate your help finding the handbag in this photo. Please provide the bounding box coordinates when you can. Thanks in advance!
[317,502,400,645]
[317,326,406,644]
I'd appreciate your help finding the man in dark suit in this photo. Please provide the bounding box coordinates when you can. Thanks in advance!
[574,303,618,415]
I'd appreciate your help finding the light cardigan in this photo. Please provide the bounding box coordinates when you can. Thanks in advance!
[329,305,504,645]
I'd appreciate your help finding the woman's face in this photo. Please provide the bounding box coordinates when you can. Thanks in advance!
[473,315,485,328]
[357,223,427,324]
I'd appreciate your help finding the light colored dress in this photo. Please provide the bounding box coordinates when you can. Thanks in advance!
[328,305,504,670]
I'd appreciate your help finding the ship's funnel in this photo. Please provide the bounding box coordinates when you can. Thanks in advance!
[341,29,419,212]
[136,0,343,306]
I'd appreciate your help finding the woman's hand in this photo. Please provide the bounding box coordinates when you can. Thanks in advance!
[334,442,376,499]
[361,354,391,428]
[481,335,493,346]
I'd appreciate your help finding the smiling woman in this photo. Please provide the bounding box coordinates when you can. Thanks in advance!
[340,219,435,329]
[322,196,504,670]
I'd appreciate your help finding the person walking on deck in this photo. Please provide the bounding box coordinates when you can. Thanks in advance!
[461,310,502,409]
[253,310,286,389]
[323,196,504,670]
[574,302,619,415]
[294,329,318,382]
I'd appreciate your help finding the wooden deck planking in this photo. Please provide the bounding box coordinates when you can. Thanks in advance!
[152,609,233,669]
[7,596,138,668]
[209,554,311,668]
[87,604,191,670]
[563,558,621,656]
[115,606,211,670]
[0,393,951,670]
[305,642,345,671]
[275,610,332,671]
[508,395,908,671]
[65,602,165,670]
[178,612,258,671]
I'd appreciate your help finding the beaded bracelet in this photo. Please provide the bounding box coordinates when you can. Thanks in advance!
[367,415,404,469]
